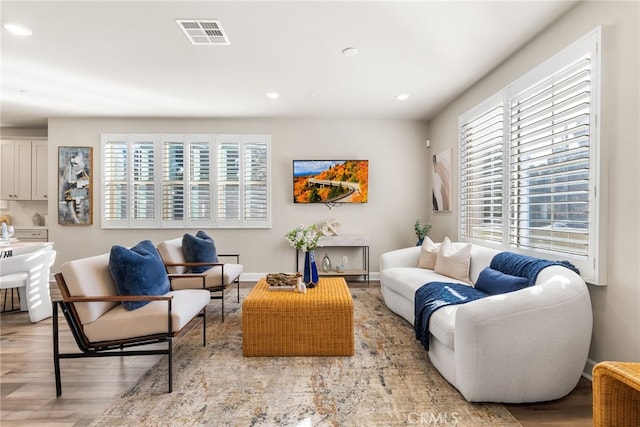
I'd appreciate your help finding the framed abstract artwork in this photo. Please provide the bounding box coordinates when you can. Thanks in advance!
[58,146,93,225]
[432,147,452,212]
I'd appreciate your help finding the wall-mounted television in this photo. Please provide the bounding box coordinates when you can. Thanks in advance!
[293,160,368,204]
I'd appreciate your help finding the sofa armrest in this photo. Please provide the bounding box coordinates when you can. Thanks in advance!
[63,294,173,303]
[379,246,420,271]
[167,272,208,290]
[164,261,224,268]
[218,253,240,263]
[453,271,592,402]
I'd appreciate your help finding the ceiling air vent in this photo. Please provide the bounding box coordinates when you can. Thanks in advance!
[176,20,230,45]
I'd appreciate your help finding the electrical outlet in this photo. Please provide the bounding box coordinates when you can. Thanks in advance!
[342,256,348,265]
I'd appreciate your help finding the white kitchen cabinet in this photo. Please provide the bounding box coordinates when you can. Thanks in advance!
[31,140,49,200]
[0,139,48,201]
[1,140,32,200]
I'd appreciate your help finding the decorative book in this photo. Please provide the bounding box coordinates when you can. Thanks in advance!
[266,273,298,291]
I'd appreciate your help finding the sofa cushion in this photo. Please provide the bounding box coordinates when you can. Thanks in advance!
[82,289,210,342]
[475,266,529,295]
[169,263,244,290]
[60,253,118,325]
[157,237,187,274]
[434,237,472,284]
[109,240,170,310]
[381,267,468,305]
[417,237,440,269]
[182,231,218,274]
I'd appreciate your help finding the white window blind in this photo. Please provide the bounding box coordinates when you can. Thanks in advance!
[131,140,156,222]
[509,57,591,257]
[188,140,211,222]
[243,139,269,225]
[217,137,240,225]
[215,134,271,228]
[103,135,157,227]
[458,28,600,283]
[162,139,185,223]
[459,100,504,244]
[102,133,270,229]
[103,139,128,222]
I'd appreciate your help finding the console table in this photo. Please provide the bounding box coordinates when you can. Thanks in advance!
[296,235,369,284]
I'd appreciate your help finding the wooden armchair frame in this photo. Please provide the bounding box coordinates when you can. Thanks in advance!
[53,273,207,396]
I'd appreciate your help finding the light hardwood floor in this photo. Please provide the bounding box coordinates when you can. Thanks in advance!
[0,282,592,426]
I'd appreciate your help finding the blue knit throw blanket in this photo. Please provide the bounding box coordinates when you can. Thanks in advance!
[414,282,488,351]
[413,252,580,351]
[490,252,580,285]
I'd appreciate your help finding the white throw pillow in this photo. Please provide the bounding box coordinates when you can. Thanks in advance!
[434,237,472,284]
[417,237,440,270]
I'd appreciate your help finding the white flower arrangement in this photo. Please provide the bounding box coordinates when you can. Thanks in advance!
[285,224,320,252]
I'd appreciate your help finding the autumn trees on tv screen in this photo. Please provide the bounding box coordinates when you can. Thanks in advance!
[293,160,368,203]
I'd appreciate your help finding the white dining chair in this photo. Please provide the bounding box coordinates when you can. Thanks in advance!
[0,247,56,322]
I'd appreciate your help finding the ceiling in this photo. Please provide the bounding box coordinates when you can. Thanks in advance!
[0,1,577,129]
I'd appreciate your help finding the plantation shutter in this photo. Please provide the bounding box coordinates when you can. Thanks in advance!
[457,28,599,282]
[103,139,129,223]
[243,139,269,226]
[508,56,592,257]
[103,135,156,227]
[188,140,212,223]
[162,140,185,223]
[217,136,241,226]
[459,101,504,244]
[131,140,156,222]
[102,133,270,229]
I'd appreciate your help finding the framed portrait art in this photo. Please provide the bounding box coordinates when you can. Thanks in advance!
[58,146,93,225]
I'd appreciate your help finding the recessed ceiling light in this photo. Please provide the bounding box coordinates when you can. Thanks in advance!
[4,23,32,36]
[396,93,410,101]
[342,47,358,57]
[266,92,280,99]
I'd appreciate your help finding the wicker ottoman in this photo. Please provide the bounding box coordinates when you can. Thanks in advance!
[593,361,640,427]
[242,277,354,356]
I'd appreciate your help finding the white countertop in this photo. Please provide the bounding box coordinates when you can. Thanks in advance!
[0,241,53,256]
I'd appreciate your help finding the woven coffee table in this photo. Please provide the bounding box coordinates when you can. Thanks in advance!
[242,277,354,356]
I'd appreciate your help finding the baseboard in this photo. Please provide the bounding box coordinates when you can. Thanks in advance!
[583,358,597,381]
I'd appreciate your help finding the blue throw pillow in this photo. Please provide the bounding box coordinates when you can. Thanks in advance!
[182,230,218,274]
[109,240,170,310]
[474,267,529,295]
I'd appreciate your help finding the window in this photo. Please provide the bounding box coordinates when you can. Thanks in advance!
[102,134,270,229]
[459,28,600,283]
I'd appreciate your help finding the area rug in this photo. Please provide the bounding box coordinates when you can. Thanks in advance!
[90,287,520,426]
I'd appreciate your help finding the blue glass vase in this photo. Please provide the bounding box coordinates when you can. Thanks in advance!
[303,250,319,288]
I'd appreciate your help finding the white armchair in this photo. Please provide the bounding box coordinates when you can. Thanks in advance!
[0,247,56,322]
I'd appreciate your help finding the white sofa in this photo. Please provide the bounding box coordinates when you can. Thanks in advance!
[379,243,593,403]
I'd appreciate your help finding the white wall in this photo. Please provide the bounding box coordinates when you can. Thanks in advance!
[427,1,640,363]
[47,117,429,277]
